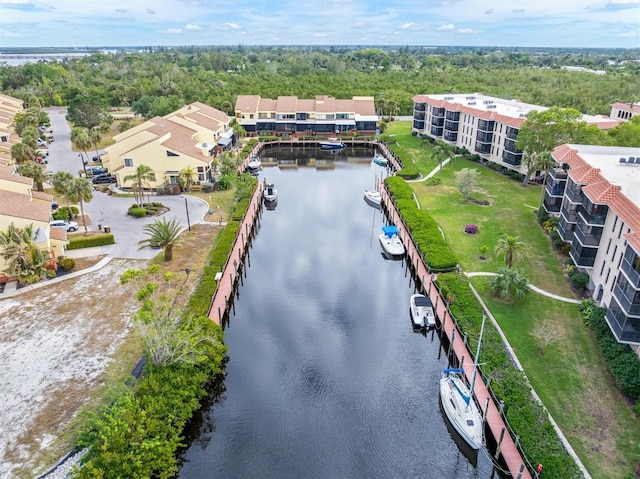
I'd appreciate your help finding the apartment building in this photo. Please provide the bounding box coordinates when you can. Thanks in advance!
[0,93,24,164]
[610,102,640,122]
[543,144,640,348]
[102,101,231,190]
[412,93,619,175]
[234,95,378,136]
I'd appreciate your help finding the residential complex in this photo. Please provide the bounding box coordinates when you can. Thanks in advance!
[543,144,640,348]
[610,102,640,122]
[0,93,23,164]
[102,102,231,190]
[412,93,619,175]
[234,95,378,136]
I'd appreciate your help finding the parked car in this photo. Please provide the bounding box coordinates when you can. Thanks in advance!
[92,174,116,185]
[88,167,108,176]
[92,155,102,162]
[37,138,48,147]
[50,219,78,232]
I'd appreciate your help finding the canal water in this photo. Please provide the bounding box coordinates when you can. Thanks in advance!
[178,148,497,478]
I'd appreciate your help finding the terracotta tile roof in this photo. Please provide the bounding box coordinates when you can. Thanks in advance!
[175,111,223,133]
[297,99,315,111]
[188,101,229,123]
[276,96,298,112]
[49,226,67,241]
[258,98,277,111]
[32,190,53,202]
[235,95,261,113]
[0,189,50,222]
[147,117,210,163]
[0,164,33,185]
[582,182,622,203]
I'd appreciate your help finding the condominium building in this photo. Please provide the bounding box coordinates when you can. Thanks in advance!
[543,144,640,347]
[234,95,378,136]
[412,93,619,175]
[0,93,24,163]
[610,102,640,122]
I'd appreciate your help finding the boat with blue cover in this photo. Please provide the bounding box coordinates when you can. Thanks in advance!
[378,225,405,259]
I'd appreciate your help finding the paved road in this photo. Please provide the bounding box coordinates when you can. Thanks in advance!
[42,107,210,259]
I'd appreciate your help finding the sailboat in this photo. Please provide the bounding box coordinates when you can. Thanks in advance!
[439,315,486,450]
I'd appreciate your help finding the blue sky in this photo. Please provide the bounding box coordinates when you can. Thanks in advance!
[0,0,639,49]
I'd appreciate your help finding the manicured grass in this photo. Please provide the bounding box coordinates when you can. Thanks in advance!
[388,122,640,478]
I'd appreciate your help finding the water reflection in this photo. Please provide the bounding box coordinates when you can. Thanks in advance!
[179,149,498,478]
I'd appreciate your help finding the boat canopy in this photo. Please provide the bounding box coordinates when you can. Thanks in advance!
[382,225,399,237]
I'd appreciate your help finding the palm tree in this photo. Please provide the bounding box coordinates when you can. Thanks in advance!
[66,177,93,233]
[432,140,451,171]
[138,217,183,261]
[490,267,529,301]
[0,223,49,284]
[494,234,527,268]
[71,127,92,167]
[11,142,33,165]
[19,161,52,192]
[180,165,197,192]
[88,127,102,161]
[124,164,155,207]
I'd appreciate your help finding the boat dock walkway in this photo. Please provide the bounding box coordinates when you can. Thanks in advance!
[379,185,533,479]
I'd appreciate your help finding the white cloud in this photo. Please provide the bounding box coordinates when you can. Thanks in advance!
[438,23,455,30]
[166,28,182,34]
[185,24,202,30]
[225,22,240,29]
[457,28,475,33]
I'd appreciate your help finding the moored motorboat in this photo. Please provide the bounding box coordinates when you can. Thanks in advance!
[378,225,405,260]
[409,294,436,329]
[263,182,278,202]
[319,137,345,150]
[363,189,381,208]
[372,153,388,166]
[247,157,261,171]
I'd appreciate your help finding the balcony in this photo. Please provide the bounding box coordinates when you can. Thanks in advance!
[621,250,640,288]
[414,111,425,121]
[564,186,584,204]
[573,222,603,247]
[431,117,444,127]
[543,195,562,214]
[413,120,425,131]
[445,110,460,121]
[546,181,565,197]
[548,167,568,181]
[474,142,491,154]
[432,107,445,117]
[502,151,522,166]
[430,126,443,137]
[478,119,495,131]
[605,305,640,344]
[560,202,578,223]
[414,102,426,112]
[557,219,574,242]
[578,202,608,226]
[444,120,459,131]
[444,132,458,142]
[476,131,493,143]
[613,283,640,316]
[503,138,521,153]
[570,242,597,268]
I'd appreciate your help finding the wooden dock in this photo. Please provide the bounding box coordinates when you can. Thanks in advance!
[379,185,533,479]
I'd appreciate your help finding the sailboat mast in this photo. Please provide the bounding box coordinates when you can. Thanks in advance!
[468,314,486,406]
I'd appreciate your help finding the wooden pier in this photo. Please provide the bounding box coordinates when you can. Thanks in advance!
[379,185,533,479]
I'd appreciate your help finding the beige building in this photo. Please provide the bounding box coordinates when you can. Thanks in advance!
[610,102,640,122]
[0,160,65,280]
[0,93,24,164]
[412,93,620,175]
[234,95,378,136]
[102,101,231,190]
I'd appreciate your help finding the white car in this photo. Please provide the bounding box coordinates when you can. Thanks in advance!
[37,138,48,147]
[50,219,78,232]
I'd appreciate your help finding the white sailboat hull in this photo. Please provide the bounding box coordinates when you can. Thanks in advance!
[439,372,484,450]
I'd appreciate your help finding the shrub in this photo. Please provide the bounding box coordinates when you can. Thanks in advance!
[464,224,478,234]
[201,182,215,193]
[217,175,233,191]
[59,257,76,271]
[128,207,147,218]
[569,272,589,289]
[66,233,115,250]
[53,206,79,221]
[397,164,419,179]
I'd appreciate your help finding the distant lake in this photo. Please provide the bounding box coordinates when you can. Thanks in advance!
[0,51,115,66]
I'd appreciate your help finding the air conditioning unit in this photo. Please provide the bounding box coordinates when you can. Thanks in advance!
[444,96,454,100]
[466,96,476,100]
[468,102,476,105]
[519,113,527,118]
[487,104,497,109]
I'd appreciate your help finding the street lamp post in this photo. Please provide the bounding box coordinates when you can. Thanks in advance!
[184,197,191,231]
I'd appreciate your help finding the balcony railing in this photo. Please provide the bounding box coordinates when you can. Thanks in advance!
[621,256,640,289]
[546,181,564,197]
[503,138,521,153]
[506,126,519,140]
[413,120,425,131]
[577,208,607,226]
[445,111,460,121]
[573,223,602,247]
[432,107,445,117]
[605,308,640,344]
[430,126,443,137]
[474,142,491,154]
[414,103,426,112]
[613,283,640,316]
[478,119,495,131]
[543,196,562,214]
[502,151,522,166]
[431,117,444,127]
[476,131,493,143]
[444,120,459,131]
[444,132,458,142]
[557,220,573,242]
[548,167,568,180]
[564,186,583,204]
[570,243,597,268]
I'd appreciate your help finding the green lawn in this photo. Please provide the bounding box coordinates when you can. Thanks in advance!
[382,121,640,479]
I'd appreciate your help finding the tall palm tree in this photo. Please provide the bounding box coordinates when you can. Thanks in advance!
[494,234,527,268]
[71,127,92,166]
[490,267,529,301]
[138,217,183,261]
[88,127,103,162]
[19,161,52,192]
[124,164,155,207]
[11,142,33,165]
[432,140,451,170]
[66,177,93,233]
[180,165,197,192]
[0,223,49,284]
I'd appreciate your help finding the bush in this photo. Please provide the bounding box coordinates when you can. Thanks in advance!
[58,257,75,271]
[569,272,589,289]
[66,233,115,250]
[201,182,215,193]
[53,206,79,221]
[464,224,478,234]
[397,164,419,179]
[128,207,147,218]
[217,175,233,191]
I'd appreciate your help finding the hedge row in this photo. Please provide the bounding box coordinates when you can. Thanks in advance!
[384,176,458,271]
[582,305,640,412]
[437,273,583,478]
[66,233,115,250]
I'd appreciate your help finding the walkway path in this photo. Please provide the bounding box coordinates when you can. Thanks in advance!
[465,272,581,304]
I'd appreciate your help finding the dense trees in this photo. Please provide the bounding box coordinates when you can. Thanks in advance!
[0,223,50,284]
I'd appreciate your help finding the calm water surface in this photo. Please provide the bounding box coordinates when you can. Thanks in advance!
[179,149,496,478]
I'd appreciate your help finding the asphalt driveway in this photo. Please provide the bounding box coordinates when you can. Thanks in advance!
[43,107,210,259]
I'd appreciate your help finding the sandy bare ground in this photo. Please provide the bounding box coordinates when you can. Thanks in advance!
[0,259,143,478]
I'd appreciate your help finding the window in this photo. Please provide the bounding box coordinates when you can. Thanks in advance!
[605,268,611,284]
[599,261,606,276]
[124,158,134,167]
[612,216,618,232]
[0,135,8,142]
[166,151,179,157]
[606,238,612,255]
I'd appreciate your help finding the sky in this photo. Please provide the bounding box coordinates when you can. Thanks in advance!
[0,0,639,49]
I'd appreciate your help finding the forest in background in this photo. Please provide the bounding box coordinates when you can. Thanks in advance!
[0,45,639,119]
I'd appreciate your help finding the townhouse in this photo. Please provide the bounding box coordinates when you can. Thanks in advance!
[610,101,640,122]
[234,95,378,137]
[102,102,231,191]
[0,93,24,164]
[543,144,640,349]
[412,93,619,176]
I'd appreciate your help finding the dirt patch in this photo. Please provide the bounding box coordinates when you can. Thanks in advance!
[0,223,223,478]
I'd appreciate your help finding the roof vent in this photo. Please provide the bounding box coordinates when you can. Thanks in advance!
[468,102,476,105]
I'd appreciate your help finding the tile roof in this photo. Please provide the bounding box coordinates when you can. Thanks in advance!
[0,189,50,222]
[146,117,211,163]
[236,95,261,113]
[235,95,377,116]
[0,164,33,185]
[49,226,67,241]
